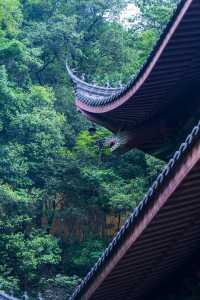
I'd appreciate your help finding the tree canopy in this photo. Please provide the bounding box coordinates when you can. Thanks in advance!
[0,0,190,299]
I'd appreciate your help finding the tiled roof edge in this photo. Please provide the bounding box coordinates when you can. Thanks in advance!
[68,0,185,107]
[69,119,200,300]
[0,292,19,300]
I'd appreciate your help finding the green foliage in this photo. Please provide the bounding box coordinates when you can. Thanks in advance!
[0,143,30,187]
[0,275,20,295]
[40,274,81,299]
[145,154,165,184]
[75,128,111,160]
[65,239,105,276]
[107,177,146,212]
[133,0,180,32]
[0,231,61,296]
[0,0,22,37]
[0,184,32,226]
[0,0,180,298]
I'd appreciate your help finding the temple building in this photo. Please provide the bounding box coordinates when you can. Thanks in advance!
[68,0,200,161]
[68,0,200,299]
[0,292,19,300]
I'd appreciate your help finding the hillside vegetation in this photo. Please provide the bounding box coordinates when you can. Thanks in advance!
[0,0,179,298]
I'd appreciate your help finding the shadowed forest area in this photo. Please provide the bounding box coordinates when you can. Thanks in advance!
[2,0,197,299]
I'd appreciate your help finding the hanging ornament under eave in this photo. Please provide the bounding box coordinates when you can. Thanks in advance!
[104,132,128,152]
[88,123,97,135]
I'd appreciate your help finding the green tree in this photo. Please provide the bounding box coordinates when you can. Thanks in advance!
[0,0,175,297]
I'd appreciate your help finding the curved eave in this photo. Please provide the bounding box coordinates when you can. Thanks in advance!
[69,120,200,300]
[66,63,121,100]
[0,292,19,300]
[68,0,200,116]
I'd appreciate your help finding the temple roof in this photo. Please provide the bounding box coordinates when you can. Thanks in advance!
[66,64,121,103]
[68,2,200,298]
[69,118,200,300]
[69,0,199,112]
[68,0,200,159]
[0,292,19,300]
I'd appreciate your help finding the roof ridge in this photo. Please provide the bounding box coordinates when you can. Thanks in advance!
[0,291,19,300]
[69,118,200,299]
[68,0,187,108]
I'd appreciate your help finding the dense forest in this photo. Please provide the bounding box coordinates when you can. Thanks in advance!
[0,0,189,299]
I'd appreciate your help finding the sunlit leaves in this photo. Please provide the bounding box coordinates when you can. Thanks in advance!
[0,0,22,37]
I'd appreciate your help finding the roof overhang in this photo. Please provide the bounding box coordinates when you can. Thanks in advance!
[68,0,200,159]
[0,292,19,300]
[69,120,200,300]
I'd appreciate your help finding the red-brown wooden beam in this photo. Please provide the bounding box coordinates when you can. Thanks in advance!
[81,135,200,299]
